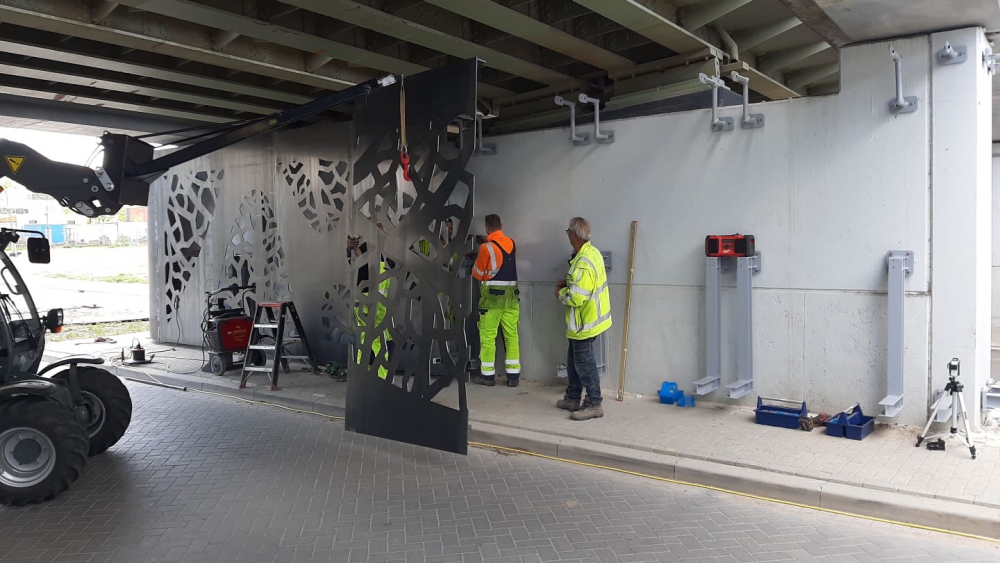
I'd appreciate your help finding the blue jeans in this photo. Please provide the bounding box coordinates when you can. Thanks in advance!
[565,337,601,406]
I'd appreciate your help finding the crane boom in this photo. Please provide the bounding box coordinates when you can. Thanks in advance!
[0,74,394,218]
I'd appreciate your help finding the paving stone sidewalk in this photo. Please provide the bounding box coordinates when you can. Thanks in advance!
[45,334,1000,511]
[5,382,998,563]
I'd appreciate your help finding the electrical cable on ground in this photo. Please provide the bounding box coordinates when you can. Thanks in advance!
[115,372,1000,545]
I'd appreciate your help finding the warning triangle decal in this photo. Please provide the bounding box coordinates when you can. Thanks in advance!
[4,156,25,174]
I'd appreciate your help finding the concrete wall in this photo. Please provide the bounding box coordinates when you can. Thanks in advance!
[992,155,1000,349]
[470,30,992,427]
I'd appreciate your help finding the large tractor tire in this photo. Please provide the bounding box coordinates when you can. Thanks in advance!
[54,368,132,456]
[0,396,89,506]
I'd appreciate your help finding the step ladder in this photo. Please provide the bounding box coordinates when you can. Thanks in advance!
[240,301,318,390]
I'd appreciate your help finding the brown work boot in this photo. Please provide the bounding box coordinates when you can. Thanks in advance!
[555,398,581,411]
[471,375,496,387]
[571,403,604,421]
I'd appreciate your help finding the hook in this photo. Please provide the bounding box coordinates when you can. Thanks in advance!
[578,94,615,144]
[698,73,734,132]
[729,72,764,129]
[554,96,590,145]
[888,47,918,114]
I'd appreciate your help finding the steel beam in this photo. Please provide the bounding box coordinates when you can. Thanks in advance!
[0,83,231,123]
[114,0,424,76]
[757,41,831,74]
[682,0,754,32]
[281,0,585,89]
[424,0,634,71]
[785,62,838,91]
[721,61,800,99]
[0,36,310,105]
[776,0,851,48]
[570,0,711,54]
[0,59,278,114]
[0,3,366,91]
[731,17,801,52]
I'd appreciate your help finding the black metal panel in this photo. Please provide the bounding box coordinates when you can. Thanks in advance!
[346,59,478,455]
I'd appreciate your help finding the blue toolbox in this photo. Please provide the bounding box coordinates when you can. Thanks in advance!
[826,404,875,440]
[754,397,808,429]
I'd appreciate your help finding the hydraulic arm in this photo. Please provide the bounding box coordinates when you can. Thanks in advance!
[0,75,395,218]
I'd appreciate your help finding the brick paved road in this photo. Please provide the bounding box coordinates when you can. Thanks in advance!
[2,383,998,563]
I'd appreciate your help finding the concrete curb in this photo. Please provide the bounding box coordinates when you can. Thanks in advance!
[468,421,1000,540]
[47,353,1000,539]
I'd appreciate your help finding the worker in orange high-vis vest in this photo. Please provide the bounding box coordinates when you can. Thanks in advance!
[471,214,521,387]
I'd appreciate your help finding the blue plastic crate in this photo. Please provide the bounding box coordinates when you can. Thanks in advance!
[658,382,680,404]
[676,394,696,407]
[754,397,807,429]
[826,406,875,440]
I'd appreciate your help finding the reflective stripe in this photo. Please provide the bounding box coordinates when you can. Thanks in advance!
[483,280,517,286]
[473,266,487,277]
[580,312,612,331]
[505,360,520,366]
[481,368,496,375]
[485,242,499,275]
[506,370,521,375]
[481,362,495,368]
[567,281,607,299]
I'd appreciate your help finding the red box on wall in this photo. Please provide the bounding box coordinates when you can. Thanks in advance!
[705,234,755,257]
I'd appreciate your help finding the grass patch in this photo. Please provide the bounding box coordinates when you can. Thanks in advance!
[48,320,150,342]
[43,273,148,284]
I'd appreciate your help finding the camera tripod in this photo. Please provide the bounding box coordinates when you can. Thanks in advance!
[916,366,976,459]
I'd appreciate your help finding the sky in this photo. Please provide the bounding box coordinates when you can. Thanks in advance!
[0,127,102,167]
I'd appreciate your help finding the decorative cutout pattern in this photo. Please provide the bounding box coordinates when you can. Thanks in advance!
[219,189,291,313]
[280,158,349,233]
[163,170,221,324]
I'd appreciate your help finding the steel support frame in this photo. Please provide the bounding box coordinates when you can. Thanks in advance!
[693,257,722,395]
[727,253,761,399]
[880,250,913,417]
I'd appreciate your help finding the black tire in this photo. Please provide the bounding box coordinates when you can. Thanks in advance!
[210,355,226,376]
[0,396,89,506]
[53,368,132,456]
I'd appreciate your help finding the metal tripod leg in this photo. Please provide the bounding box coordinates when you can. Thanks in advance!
[916,390,947,447]
[957,392,976,458]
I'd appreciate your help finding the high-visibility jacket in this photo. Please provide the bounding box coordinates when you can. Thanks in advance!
[472,231,517,285]
[559,241,612,340]
[354,260,392,341]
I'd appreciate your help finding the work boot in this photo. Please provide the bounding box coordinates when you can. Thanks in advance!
[571,402,604,421]
[471,375,495,387]
[555,398,581,412]
[507,378,519,388]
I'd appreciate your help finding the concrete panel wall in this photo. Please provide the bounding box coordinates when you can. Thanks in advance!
[469,35,979,427]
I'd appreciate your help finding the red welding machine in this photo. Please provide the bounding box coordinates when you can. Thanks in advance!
[705,234,755,257]
[206,316,252,353]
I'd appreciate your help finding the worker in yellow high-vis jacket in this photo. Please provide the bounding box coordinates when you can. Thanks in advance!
[348,235,392,380]
[555,217,612,420]
[471,214,520,387]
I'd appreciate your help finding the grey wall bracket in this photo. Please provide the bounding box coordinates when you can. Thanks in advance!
[728,252,761,399]
[983,48,999,75]
[698,73,734,132]
[553,96,591,146]
[693,253,761,398]
[936,41,967,65]
[729,71,764,129]
[693,257,723,395]
[888,47,918,114]
[578,94,614,144]
[474,115,497,156]
[879,250,914,418]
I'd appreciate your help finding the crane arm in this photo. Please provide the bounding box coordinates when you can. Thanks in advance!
[0,74,395,218]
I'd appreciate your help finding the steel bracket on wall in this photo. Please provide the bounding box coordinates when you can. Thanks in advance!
[983,49,1000,75]
[693,257,723,395]
[729,72,764,129]
[698,73,734,132]
[880,250,913,418]
[936,41,967,65]
[475,115,497,155]
[728,253,761,399]
[578,94,614,144]
[888,47,918,114]
[553,96,590,146]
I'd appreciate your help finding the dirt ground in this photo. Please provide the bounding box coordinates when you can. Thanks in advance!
[9,245,150,325]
